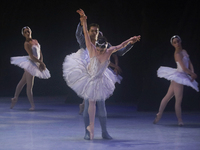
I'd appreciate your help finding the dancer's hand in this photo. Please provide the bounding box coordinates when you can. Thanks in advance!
[80,15,87,22]
[39,62,46,71]
[130,35,141,44]
[77,9,87,25]
[114,66,122,75]
[191,73,197,82]
[76,9,87,18]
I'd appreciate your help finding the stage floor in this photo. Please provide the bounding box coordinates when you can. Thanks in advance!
[0,97,200,150]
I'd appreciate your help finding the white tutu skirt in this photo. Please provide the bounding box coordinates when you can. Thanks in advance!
[11,56,51,79]
[63,49,122,101]
[157,66,199,92]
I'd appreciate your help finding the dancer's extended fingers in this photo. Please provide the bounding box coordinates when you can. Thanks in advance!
[137,35,141,41]
[76,9,83,15]
[77,9,85,16]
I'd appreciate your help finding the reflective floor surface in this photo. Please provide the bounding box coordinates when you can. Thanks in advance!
[0,97,200,150]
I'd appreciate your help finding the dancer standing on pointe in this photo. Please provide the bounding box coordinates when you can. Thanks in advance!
[75,10,134,140]
[10,26,51,110]
[77,23,123,115]
[63,9,140,140]
[154,35,199,126]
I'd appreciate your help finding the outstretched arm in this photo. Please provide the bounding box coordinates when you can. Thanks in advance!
[108,35,141,54]
[116,43,134,56]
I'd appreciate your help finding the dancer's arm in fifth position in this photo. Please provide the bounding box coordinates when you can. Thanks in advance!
[77,9,96,57]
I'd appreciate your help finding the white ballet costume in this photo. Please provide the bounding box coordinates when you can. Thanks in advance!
[157,51,199,92]
[63,48,122,101]
[11,43,51,79]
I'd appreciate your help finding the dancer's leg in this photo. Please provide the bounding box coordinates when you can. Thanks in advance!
[79,99,85,115]
[153,81,175,123]
[11,72,27,109]
[87,100,96,140]
[97,100,112,139]
[25,71,35,110]
[83,99,90,140]
[173,81,184,125]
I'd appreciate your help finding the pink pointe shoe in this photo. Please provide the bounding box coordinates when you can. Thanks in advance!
[10,98,17,109]
[86,125,94,140]
[153,113,162,124]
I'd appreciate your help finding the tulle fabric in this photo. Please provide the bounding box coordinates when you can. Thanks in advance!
[157,66,199,92]
[10,44,50,79]
[63,48,122,101]
[11,56,51,79]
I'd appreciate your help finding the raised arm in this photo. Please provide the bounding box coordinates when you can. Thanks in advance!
[175,53,197,81]
[108,35,141,54]
[116,43,134,56]
[75,22,86,49]
[107,38,134,56]
[77,9,95,57]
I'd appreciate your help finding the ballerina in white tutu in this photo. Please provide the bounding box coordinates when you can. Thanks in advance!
[63,9,140,140]
[10,26,51,110]
[154,35,199,126]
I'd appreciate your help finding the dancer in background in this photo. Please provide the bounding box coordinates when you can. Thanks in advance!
[99,31,123,81]
[154,35,199,126]
[10,26,51,110]
[63,8,140,140]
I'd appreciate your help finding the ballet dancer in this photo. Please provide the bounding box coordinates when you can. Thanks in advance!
[153,35,199,126]
[75,10,132,140]
[77,23,123,115]
[63,8,140,140]
[10,26,51,110]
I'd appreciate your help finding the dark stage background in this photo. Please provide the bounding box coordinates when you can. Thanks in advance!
[0,0,199,111]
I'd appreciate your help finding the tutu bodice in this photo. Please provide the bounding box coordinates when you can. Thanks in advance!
[176,51,189,72]
[87,57,110,79]
[32,44,41,59]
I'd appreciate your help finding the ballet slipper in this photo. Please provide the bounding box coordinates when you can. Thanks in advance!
[86,125,94,140]
[153,113,162,124]
[10,98,18,109]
